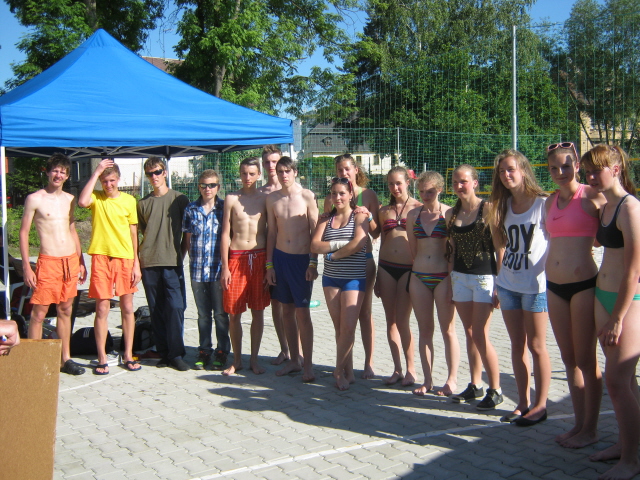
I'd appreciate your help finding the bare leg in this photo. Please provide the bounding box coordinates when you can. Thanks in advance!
[410,275,435,395]
[28,304,49,341]
[270,300,290,365]
[296,306,315,382]
[456,302,484,388]
[276,303,303,376]
[379,267,408,384]
[93,299,111,374]
[223,313,244,375]
[433,277,459,396]
[502,309,531,413]
[250,309,265,374]
[119,293,139,369]
[334,290,365,390]
[519,310,551,421]
[470,302,501,390]
[359,258,376,379]
[55,299,74,364]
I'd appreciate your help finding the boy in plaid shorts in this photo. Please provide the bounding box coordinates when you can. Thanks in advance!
[220,157,270,375]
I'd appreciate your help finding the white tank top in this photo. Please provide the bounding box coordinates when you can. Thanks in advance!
[496,196,548,294]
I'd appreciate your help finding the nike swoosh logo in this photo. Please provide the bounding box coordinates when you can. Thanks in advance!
[552,216,564,221]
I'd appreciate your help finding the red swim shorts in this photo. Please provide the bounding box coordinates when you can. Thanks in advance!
[89,255,138,299]
[223,249,270,314]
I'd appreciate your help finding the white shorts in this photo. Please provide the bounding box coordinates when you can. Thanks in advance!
[450,271,494,304]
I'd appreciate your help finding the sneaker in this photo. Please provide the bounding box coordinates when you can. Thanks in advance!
[194,351,211,370]
[170,357,190,371]
[451,383,484,403]
[210,349,228,371]
[476,388,504,411]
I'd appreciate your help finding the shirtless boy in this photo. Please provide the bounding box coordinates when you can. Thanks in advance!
[20,153,87,375]
[258,145,297,366]
[220,157,270,375]
[266,157,319,382]
[78,159,141,375]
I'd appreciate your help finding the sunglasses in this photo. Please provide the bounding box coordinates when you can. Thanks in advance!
[199,182,219,189]
[332,177,350,185]
[145,168,165,177]
[547,142,579,160]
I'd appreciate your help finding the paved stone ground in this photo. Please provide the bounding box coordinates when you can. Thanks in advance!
[48,251,632,480]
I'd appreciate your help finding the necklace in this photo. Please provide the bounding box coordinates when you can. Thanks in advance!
[395,197,409,222]
[460,199,481,216]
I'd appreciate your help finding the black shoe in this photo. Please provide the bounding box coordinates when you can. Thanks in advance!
[452,383,484,403]
[514,410,547,426]
[500,408,530,423]
[210,349,228,371]
[194,351,211,370]
[60,359,86,375]
[157,357,170,368]
[476,388,504,411]
[170,357,190,371]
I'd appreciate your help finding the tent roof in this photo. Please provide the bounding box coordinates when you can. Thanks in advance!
[0,29,293,158]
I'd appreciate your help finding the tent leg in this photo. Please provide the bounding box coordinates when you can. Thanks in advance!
[1,146,10,319]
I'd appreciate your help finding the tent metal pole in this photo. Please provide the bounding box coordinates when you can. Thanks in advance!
[288,144,294,159]
[1,146,10,318]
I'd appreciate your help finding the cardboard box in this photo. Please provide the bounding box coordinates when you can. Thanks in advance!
[0,339,61,480]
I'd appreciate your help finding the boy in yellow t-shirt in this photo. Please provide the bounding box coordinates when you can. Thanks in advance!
[78,159,142,375]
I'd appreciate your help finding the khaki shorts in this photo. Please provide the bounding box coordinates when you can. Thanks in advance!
[89,255,137,299]
[30,254,79,305]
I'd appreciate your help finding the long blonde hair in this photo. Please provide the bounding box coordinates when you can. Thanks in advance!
[581,144,636,197]
[489,149,545,244]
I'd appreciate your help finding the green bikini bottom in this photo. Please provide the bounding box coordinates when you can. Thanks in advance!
[595,287,640,315]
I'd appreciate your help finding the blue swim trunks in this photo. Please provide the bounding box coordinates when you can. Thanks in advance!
[271,249,314,308]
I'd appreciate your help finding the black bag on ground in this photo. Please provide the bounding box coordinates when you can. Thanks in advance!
[70,327,114,355]
[119,306,155,352]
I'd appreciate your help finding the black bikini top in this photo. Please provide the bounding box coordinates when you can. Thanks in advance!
[596,195,629,249]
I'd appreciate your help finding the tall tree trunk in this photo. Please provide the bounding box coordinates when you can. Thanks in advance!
[85,0,98,30]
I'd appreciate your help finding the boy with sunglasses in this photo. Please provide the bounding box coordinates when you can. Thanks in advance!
[182,170,230,370]
[138,157,190,371]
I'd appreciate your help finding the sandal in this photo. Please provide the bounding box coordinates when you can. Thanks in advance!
[93,363,109,375]
[60,360,86,376]
[123,360,141,371]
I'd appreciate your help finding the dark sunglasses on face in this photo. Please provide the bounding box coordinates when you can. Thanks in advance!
[199,182,219,189]
[145,168,164,177]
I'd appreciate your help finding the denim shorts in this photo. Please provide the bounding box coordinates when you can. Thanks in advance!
[322,276,366,292]
[497,285,547,313]
[451,271,494,304]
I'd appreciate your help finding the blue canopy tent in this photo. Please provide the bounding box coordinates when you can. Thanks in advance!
[0,29,294,313]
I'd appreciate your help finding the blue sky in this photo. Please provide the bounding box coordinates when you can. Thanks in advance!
[0,0,573,89]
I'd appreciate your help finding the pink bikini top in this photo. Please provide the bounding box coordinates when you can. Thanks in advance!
[382,218,407,233]
[546,184,598,238]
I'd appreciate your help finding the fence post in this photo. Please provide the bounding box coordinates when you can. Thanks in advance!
[512,24,518,150]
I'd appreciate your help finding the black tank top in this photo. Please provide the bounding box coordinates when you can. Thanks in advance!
[596,195,629,249]
[450,201,497,275]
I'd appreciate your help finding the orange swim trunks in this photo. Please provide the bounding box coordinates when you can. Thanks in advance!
[89,255,138,299]
[30,254,80,305]
[223,249,270,314]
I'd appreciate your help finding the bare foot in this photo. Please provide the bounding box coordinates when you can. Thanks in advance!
[555,426,581,444]
[413,384,432,396]
[434,382,455,397]
[302,367,315,383]
[223,363,243,376]
[361,364,375,379]
[345,372,356,384]
[598,461,640,480]
[250,361,266,375]
[591,444,622,462]
[271,351,289,365]
[560,432,599,449]
[276,360,302,376]
[335,374,350,390]
[401,371,416,387]
[385,370,404,385]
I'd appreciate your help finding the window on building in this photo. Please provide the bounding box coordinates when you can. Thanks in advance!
[374,155,380,166]
[356,155,362,163]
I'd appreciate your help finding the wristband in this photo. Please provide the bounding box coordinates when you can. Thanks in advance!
[265,262,274,270]
[368,213,373,223]
[326,252,333,262]
[308,262,317,269]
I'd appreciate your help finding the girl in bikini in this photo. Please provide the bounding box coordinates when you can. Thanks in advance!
[545,142,605,446]
[312,178,369,391]
[406,171,460,396]
[324,154,380,379]
[445,165,504,409]
[376,166,422,386]
[582,145,640,480]
[490,149,550,421]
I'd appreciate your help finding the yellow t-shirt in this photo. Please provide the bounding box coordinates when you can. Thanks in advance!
[87,191,138,259]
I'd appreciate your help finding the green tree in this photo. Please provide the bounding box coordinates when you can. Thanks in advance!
[4,0,164,90]
[171,0,356,114]
[548,0,640,155]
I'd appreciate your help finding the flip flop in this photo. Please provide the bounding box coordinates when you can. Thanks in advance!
[93,363,109,375]
[123,360,141,371]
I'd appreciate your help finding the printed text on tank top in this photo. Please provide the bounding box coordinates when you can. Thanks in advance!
[546,183,598,238]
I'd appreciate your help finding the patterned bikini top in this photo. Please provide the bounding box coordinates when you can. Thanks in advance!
[413,206,447,239]
[382,217,407,233]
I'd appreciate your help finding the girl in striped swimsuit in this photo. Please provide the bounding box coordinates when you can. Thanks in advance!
[312,178,370,391]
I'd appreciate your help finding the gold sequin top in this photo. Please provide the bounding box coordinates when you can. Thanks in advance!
[449,201,496,275]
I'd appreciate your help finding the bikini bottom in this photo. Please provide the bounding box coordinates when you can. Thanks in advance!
[546,275,597,302]
[595,287,640,315]
[379,260,412,292]
[412,271,449,292]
